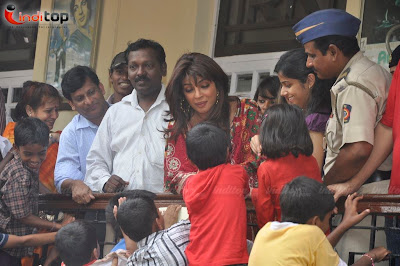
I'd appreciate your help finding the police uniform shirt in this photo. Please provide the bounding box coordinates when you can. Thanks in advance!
[324,51,392,174]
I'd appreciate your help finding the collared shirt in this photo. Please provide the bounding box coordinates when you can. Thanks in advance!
[324,51,391,174]
[85,85,169,193]
[0,135,12,158]
[106,93,115,105]
[127,220,191,266]
[0,150,39,258]
[54,114,99,192]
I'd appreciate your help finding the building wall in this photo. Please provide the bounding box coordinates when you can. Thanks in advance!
[32,0,364,131]
[33,0,216,130]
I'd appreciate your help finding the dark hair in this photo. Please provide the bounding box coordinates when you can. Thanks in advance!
[313,35,360,58]
[105,190,156,240]
[124,39,166,66]
[55,220,97,266]
[260,104,313,158]
[61,66,100,101]
[117,197,159,242]
[280,176,335,224]
[70,0,91,23]
[274,48,332,115]
[165,52,231,141]
[13,81,62,122]
[14,117,49,147]
[253,76,280,101]
[186,123,229,170]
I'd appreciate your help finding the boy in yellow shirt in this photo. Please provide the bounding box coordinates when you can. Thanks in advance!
[249,176,390,266]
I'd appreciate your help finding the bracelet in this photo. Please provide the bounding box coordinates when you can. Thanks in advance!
[362,254,374,266]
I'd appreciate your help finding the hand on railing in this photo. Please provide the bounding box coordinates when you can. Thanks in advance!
[341,193,370,229]
[71,180,95,204]
[328,181,358,202]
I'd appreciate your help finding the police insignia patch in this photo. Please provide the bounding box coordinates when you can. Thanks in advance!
[343,104,352,123]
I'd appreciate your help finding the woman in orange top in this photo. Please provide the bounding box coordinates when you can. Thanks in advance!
[3,81,62,193]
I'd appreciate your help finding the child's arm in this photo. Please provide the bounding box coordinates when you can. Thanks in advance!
[252,170,275,226]
[352,247,390,266]
[114,197,137,255]
[327,193,370,247]
[43,247,59,266]
[3,232,56,248]
[18,213,75,231]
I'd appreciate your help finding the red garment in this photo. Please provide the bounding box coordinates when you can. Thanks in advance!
[381,67,400,194]
[165,98,260,194]
[39,141,59,192]
[183,164,249,266]
[252,154,322,228]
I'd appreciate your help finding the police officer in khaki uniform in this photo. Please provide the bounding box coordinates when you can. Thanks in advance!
[293,9,391,186]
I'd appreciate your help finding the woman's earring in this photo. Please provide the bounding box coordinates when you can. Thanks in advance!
[180,99,186,113]
[180,99,190,114]
[216,92,220,105]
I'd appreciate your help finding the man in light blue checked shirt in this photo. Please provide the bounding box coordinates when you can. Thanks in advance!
[55,66,109,204]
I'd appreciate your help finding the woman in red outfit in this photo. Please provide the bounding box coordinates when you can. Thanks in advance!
[164,53,260,194]
[252,104,322,228]
[3,81,62,193]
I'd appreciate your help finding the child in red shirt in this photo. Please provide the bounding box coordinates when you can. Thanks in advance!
[252,104,322,228]
[183,123,249,266]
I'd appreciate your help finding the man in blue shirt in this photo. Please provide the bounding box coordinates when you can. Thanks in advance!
[55,66,109,204]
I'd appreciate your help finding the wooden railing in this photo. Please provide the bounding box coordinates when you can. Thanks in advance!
[335,194,400,214]
[38,193,186,211]
[38,193,400,214]
[38,193,400,264]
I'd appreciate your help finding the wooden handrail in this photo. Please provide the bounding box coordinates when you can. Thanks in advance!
[38,193,186,211]
[336,194,400,214]
[38,193,400,214]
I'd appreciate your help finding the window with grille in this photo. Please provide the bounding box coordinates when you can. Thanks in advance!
[214,0,347,57]
[0,0,40,71]
[0,70,33,123]
[214,0,347,99]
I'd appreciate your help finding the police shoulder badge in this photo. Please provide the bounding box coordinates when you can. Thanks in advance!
[343,104,352,123]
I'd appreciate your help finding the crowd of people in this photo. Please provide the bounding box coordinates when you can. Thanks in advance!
[0,8,399,266]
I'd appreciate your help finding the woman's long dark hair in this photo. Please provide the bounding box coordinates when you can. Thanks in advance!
[165,53,231,141]
[274,48,333,115]
[13,81,62,122]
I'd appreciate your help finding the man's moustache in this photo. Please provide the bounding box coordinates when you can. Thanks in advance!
[134,76,150,82]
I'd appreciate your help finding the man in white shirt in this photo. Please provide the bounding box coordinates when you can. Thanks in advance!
[85,39,168,193]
